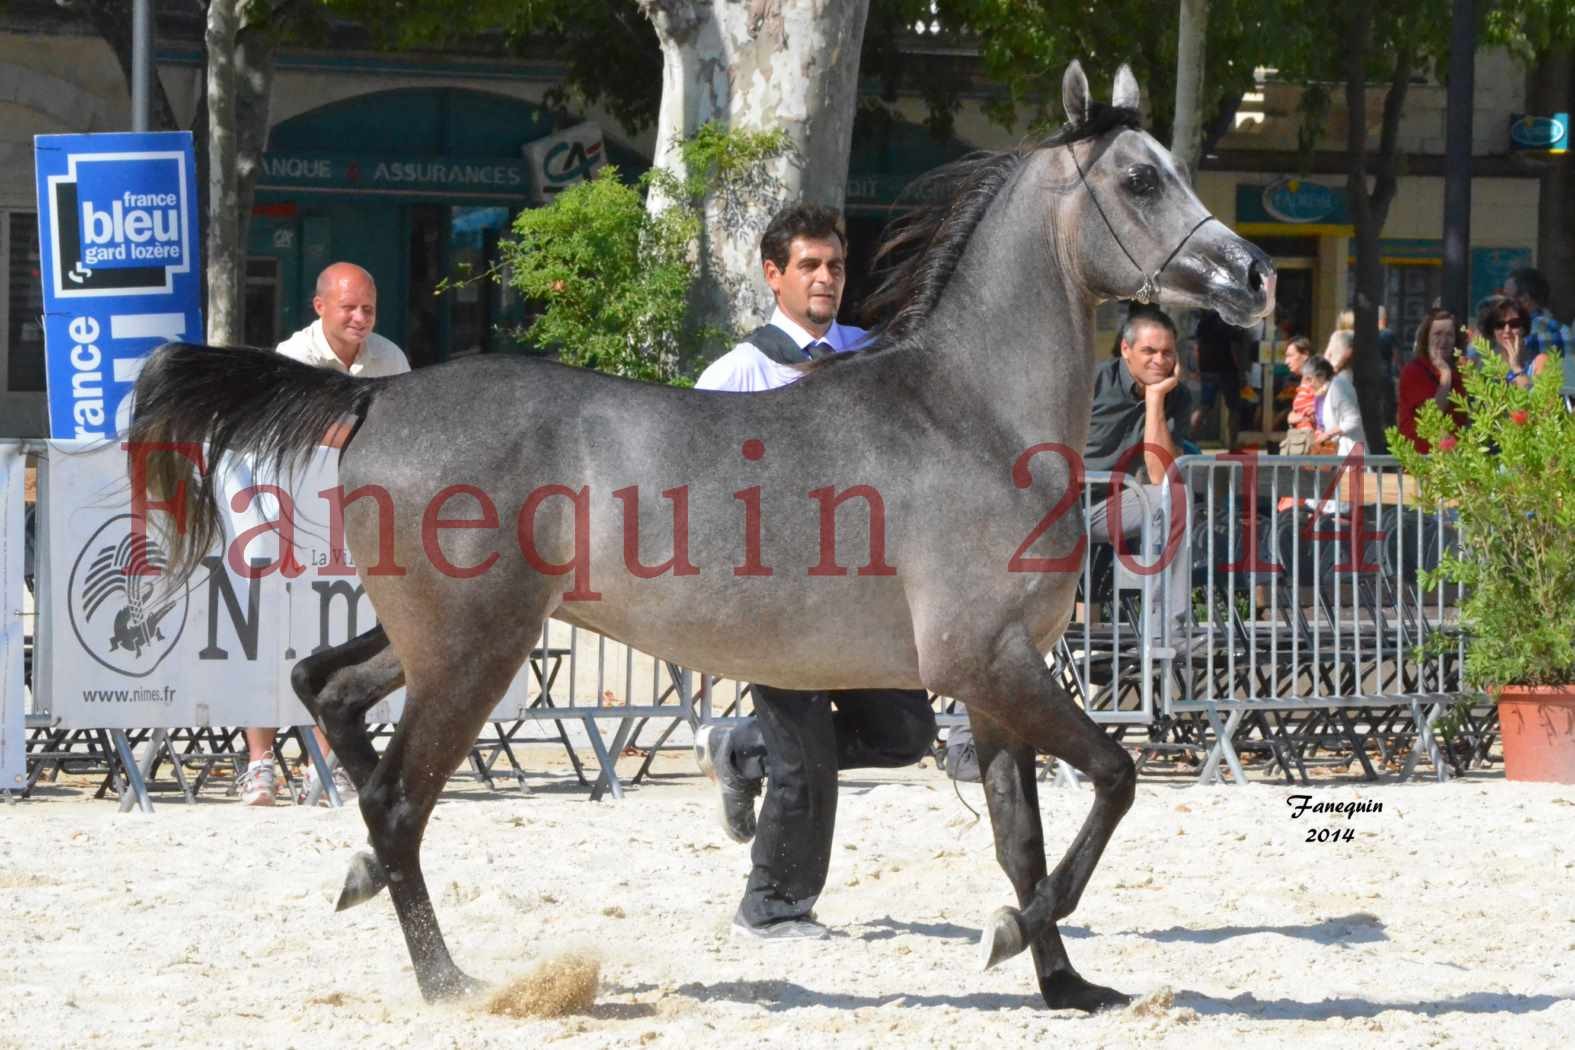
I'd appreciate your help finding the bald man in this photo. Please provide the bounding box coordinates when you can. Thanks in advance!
[233,263,411,806]
[277,262,409,376]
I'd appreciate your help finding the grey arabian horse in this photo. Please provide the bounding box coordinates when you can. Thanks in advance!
[129,63,1272,1012]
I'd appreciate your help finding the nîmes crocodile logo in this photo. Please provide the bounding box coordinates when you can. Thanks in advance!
[67,515,189,677]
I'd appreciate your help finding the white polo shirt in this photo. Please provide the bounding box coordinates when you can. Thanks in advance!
[275,319,410,377]
[695,307,867,393]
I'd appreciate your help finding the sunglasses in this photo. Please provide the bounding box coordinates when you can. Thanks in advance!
[1492,317,1531,333]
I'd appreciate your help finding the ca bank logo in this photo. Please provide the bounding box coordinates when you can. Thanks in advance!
[45,150,192,299]
[67,515,189,677]
[543,138,605,192]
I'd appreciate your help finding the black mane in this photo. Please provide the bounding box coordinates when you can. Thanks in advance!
[844,102,1142,360]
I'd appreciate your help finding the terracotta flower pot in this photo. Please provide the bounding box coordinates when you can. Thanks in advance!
[1496,685,1575,784]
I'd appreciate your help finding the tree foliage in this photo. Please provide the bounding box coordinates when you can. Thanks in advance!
[495,126,789,385]
[499,166,699,384]
[860,0,1265,148]
[323,0,665,132]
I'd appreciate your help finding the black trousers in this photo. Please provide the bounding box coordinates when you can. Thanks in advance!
[732,685,936,928]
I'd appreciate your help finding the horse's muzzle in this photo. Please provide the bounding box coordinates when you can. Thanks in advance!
[1209,238,1277,326]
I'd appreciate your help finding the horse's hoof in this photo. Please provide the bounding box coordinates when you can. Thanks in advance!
[1039,970,1132,1014]
[978,906,1027,971]
[334,850,388,912]
[419,967,486,1002]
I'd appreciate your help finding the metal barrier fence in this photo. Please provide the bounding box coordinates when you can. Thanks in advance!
[8,440,1486,807]
[1163,453,1479,782]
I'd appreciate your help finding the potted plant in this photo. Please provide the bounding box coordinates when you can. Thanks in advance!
[1390,355,1575,783]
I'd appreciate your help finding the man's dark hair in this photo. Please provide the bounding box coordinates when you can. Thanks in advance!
[760,203,847,270]
[1121,305,1179,347]
[1508,267,1550,308]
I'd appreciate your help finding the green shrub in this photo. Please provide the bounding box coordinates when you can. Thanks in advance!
[493,124,789,386]
[499,166,700,384]
[1388,356,1575,688]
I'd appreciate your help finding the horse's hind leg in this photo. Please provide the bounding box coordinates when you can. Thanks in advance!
[291,625,403,789]
[355,615,538,1002]
[965,630,1136,1013]
[291,625,403,908]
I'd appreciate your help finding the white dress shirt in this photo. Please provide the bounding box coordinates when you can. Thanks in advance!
[695,307,868,393]
[275,319,410,377]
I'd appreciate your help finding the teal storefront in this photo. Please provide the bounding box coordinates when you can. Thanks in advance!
[840,112,976,318]
[247,88,644,366]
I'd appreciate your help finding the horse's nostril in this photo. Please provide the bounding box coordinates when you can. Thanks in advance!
[1247,261,1265,293]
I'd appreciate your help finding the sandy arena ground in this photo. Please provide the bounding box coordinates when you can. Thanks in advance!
[3,755,1573,1050]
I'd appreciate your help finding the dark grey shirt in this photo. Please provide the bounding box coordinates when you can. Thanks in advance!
[1084,356,1192,473]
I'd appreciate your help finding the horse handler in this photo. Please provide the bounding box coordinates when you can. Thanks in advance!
[693,203,937,941]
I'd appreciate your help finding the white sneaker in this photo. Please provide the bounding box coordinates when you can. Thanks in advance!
[238,756,277,806]
[300,764,358,806]
[729,915,829,942]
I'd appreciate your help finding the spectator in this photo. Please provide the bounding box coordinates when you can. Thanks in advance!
[1302,356,1333,401]
[1376,305,1401,426]
[1191,308,1248,443]
[1396,307,1468,454]
[1379,305,1403,382]
[1315,332,1364,454]
[947,307,1194,782]
[1278,336,1318,454]
[1335,307,1398,416]
[1474,294,1536,389]
[231,262,410,807]
[1504,266,1567,371]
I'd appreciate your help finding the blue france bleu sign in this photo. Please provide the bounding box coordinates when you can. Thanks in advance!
[33,132,203,439]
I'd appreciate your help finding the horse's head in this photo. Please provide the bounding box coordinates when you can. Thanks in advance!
[1053,61,1275,327]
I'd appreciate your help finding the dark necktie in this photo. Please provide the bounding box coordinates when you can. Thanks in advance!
[803,340,834,361]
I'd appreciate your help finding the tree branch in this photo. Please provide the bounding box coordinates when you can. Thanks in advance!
[1371,37,1415,222]
[1342,0,1372,199]
[636,0,703,43]
[1199,87,1243,160]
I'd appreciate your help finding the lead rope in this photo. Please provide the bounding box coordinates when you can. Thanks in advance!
[1067,142,1219,305]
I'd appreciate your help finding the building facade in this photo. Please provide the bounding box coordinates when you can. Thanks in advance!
[0,15,1551,436]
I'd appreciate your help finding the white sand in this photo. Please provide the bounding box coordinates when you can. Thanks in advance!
[3,762,1574,1050]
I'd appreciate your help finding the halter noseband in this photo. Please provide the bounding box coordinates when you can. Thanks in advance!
[1067,142,1217,305]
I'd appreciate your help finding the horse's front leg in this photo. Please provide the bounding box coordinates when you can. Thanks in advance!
[963,630,1136,1013]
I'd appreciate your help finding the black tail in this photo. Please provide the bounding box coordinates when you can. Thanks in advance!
[127,342,389,582]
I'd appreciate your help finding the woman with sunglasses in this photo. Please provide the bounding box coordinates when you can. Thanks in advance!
[1475,294,1536,390]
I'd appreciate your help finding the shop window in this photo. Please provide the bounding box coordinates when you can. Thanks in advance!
[407,204,445,369]
[244,257,280,348]
[1384,265,1441,335]
[4,211,46,392]
[447,205,523,357]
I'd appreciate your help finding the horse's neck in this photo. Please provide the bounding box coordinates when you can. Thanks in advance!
[918,163,1096,445]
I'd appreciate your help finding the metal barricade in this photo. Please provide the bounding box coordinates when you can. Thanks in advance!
[1167,453,1482,782]
[8,438,1492,805]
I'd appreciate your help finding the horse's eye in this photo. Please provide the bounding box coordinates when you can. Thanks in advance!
[1125,165,1159,196]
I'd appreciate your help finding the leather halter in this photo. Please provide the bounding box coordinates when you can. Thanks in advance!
[1067,142,1216,305]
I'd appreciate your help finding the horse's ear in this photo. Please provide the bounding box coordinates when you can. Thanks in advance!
[1113,64,1140,111]
[1063,60,1090,127]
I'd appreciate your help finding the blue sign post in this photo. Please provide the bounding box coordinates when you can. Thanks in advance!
[33,132,203,439]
